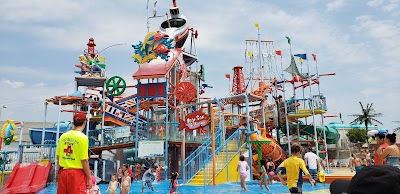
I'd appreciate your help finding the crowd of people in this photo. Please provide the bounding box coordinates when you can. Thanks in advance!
[349,132,400,173]
[237,143,319,193]
[330,132,400,194]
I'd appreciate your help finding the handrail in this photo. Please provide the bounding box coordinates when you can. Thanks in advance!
[198,129,241,185]
[182,129,223,184]
[207,146,243,185]
[184,129,221,165]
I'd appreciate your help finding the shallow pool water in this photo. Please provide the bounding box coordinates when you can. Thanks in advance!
[38,181,329,194]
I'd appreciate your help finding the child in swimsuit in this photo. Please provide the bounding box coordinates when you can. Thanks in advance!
[117,168,123,185]
[88,171,101,194]
[237,155,249,191]
[135,163,142,181]
[120,170,131,194]
[106,174,119,194]
[259,159,270,191]
[169,172,179,194]
[141,167,155,193]
[266,157,275,184]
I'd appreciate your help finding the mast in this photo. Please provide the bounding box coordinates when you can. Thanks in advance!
[306,56,319,156]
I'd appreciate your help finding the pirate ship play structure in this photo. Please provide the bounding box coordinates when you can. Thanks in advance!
[0,1,345,192]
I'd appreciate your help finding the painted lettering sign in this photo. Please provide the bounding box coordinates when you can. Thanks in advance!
[180,111,210,131]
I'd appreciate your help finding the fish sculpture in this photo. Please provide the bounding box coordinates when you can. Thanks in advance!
[77,54,106,77]
[1,120,18,145]
[132,31,174,64]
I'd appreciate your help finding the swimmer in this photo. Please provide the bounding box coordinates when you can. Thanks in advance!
[106,174,119,194]
[237,155,249,191]
[169,172,179,194]
[121,170,131,194]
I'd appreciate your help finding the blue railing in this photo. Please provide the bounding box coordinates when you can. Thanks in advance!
[182,129,223,184]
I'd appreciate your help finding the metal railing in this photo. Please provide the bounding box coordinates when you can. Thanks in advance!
[182,129,223,184]
[202,129,241,185]
[18,144,56,163]
[87,122,214,148]
[313,94,327,110]
[0,144,56,172]
[141,122,179,140]
[0,151,18,171]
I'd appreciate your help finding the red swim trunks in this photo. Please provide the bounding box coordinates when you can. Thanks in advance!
[57,169,88,194]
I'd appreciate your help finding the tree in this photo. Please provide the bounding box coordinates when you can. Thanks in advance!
[346,129,367,144]
[349,102,383,147]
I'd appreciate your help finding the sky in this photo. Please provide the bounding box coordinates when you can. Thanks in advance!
[0,0,399,131]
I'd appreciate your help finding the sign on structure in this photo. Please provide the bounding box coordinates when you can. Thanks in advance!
[138,140,164,158]
[114,126,131,139]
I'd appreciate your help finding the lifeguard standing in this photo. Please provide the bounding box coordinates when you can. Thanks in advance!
[56,113,92,193]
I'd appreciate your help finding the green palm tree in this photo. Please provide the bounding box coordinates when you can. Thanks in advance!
[349,102,383,146]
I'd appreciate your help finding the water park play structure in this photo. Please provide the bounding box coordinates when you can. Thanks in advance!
[0,0,351,192]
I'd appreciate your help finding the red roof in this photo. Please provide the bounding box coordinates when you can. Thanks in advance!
[133,49,182,79]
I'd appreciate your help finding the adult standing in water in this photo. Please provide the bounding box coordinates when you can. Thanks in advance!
[374,132,388,165]
[56,113,92,193]
[379,133,400,168]
[304,148,321,181]
[277,144,315,194]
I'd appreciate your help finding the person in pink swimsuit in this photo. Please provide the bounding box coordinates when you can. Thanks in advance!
[169,172,179,194]
[237,155,249,191]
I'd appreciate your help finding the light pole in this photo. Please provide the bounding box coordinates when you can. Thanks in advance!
[0,105,7,121]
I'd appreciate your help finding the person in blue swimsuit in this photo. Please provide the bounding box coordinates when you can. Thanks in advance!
[258,159,270,191]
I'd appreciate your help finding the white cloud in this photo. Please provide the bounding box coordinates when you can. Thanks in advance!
[367,0,385,7]
[0,66,73,83]
[32,82,46,87]
[326,0,347,12]
[0,79,24,88]
[383,2,399,12]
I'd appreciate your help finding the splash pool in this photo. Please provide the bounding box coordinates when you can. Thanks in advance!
[37,181,329,194]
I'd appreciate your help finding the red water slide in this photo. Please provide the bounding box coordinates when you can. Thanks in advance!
[0,161,51,194]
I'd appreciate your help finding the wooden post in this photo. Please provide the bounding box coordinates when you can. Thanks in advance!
[209,103,216,185]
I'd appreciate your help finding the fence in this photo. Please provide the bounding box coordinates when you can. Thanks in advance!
[0,144,56,172]
[87,122,214,148]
